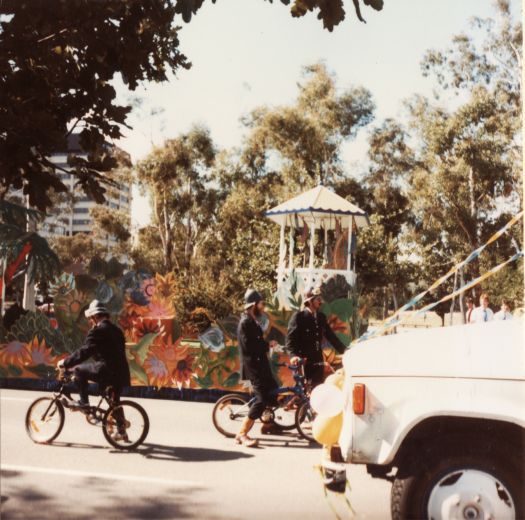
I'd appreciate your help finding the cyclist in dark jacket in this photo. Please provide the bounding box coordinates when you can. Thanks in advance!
[286,287,346,387]
[235,288,278,447]
[58,299,130,407]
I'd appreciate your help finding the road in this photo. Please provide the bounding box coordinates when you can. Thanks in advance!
[1,389,390,519]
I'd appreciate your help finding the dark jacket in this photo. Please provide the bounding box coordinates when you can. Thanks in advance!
[64,319,131,388]
[286,309,346,364]
[237,312,274,385]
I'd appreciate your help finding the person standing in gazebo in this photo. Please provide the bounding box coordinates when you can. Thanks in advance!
[286,287,347,387]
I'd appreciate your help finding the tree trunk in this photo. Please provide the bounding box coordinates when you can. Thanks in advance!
[449,270,458,326]
[23,198,36,311]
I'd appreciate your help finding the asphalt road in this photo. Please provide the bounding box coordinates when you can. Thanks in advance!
[1,389,390,519]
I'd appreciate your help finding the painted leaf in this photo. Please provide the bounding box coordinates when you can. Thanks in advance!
[199,326,225,353]
[223,372,240,388]
[194,374,212,388]
[129,360,149,385]
[95,281,113,303]
[329,298,354,322]
[7,364,22,376]
[132,332,159,364]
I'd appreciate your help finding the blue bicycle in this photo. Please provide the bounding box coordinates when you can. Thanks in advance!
[212,360,318,442]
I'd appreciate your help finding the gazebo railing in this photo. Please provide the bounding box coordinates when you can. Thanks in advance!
[277,267,356,292]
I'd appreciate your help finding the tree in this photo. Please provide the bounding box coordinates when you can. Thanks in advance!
[406,0,522,306]
[353,119,417,316]
[240,62,375,194]
[0,200,60,306]
[49,233,105,268]
[0,1,384,211]
[135,125,216,274]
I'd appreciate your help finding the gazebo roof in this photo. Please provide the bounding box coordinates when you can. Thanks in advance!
[265,185,369,229]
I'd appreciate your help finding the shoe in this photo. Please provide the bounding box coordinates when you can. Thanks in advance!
[69,400,90,410]
[260,424,284,435]
[112,431,131,443]
[234,435,258,447]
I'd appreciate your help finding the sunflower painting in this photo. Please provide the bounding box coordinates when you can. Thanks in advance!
[1,264,357,393]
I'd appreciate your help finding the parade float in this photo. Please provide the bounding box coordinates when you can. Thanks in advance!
[0,186,369,398]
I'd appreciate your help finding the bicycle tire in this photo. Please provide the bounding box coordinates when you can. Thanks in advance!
[102,400,149,450]
[212,393,250,438]
[25,397,65,444]
[295,400,319,444]
[272,393,300,430]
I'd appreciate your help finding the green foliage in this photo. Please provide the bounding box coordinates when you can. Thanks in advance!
[0,1,188,211]
[132,333,160,365]
[6,310,74,355]
[50,234,104,268]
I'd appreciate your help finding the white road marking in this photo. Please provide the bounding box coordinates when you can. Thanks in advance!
[1,464,201,488]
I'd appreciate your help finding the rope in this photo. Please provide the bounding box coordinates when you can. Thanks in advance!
[356,211,523,343]
[359,250,523,339]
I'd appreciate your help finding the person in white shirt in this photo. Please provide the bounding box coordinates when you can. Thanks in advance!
[494,299,513,321]
[470,293,494,323]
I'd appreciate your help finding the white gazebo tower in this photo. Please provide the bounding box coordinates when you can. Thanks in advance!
[265,185,369,302]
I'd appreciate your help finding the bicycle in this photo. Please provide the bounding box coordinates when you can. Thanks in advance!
[212,359,319,443]
[25,369,150,450]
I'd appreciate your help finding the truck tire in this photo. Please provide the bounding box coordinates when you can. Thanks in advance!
[391,448,524,520]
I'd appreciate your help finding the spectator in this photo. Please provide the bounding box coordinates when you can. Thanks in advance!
[494,299,513,321]
[470,293,494,323]
[465,297,475,323]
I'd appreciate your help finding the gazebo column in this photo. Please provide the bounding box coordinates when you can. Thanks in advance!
[278,222,286,284]
[308,221,315,288]
[288,224,294,270]
[347,217,353,271]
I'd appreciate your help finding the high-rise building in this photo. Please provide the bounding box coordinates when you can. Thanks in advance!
[40,134,132,252]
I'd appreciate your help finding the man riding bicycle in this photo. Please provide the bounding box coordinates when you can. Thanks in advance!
[57,299,131,440]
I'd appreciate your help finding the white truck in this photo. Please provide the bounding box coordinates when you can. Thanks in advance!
[322,318,525,520]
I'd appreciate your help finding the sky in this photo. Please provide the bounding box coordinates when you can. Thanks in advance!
[115,0,521,228]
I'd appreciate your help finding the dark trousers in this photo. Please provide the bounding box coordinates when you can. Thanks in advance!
[73,363,126,433]
[304,361,325,388]
[248,379,278,420]
[72,362,121,402]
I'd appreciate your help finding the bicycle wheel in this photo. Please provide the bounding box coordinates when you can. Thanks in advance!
[102,400,149,450]
[212,394,250,438]
[272,393,300,430]
[295,400,319,443]
[25,397,65,444]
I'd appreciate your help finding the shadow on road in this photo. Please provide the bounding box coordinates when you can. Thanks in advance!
[1,470,216,520]
[131,442,255,462]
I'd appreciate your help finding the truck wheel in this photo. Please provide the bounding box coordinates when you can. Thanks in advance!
[391,450,523,520]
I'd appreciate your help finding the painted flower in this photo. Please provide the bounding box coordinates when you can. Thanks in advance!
[48,273,75,298]
[171,347,195,389]
[144,348,171,387]
[154,272,178,300]
[140,277,156,300]
[132,318,164,342]
[26,337,56,366]
[148,297,175,319]
[0,341,31,366]
[198,326,225,353]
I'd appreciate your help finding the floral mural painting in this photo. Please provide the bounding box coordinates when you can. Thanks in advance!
[0,261,364,393]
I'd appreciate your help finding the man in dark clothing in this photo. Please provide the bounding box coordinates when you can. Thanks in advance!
[58,299,130,409]
[235,288,278,447]
[286,287,347,387]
